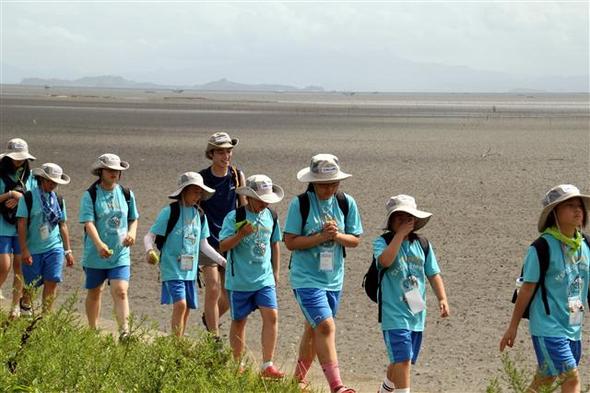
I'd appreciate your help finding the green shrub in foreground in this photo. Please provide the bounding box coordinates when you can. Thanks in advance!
[0,297,305,392]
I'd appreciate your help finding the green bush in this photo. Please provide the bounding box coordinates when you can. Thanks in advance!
[0,297,306,393]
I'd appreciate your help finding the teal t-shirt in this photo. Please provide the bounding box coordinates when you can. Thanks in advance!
[151,204,209,282]
[0,172,36,236]
[79,184,139,269]
[220,208,282,291]
[523,233,590,340]
[284,192,363,291]
[373,235,440,331]
[16,189,66,255]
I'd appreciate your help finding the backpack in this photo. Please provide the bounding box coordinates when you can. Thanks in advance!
[0,168,30,225]
[228,205,278,277]
[86,180,131,223]
[511,233,590,319]
[23,191,64,229]
[363,232,430,322]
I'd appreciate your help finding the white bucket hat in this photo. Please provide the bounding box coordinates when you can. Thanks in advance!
[206,132,239,154]
[537,184,590,232]
[168,172,215,200]
[91,153,130,176]
[382,194,432,231]
[32,163,70,185]
[297,154,352,183]
[236,174,284,204]
[0,138,36,161]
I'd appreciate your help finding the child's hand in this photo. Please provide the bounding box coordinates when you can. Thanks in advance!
[439,299,449,318]
[65,253,75,267]
[96,242,113,258]
[146,249,159,265]
[398,217,415,236]
[499,326,518,352]
[22,249,33,265]
[322,221,338,240]
[5,198,18,209]
[122,233,136,247]
[238,222,255,238]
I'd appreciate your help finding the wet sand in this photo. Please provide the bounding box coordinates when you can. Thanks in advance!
[1,85,589,392]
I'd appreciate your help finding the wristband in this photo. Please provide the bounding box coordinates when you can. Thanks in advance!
[64,249,72,255]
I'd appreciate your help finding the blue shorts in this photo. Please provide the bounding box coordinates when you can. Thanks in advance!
[383,329,423,365]
[293,288,341,328]
[532,336,581,376]
[161,280,197,309]
[22,248,64,286]
[228,286,278,321]
[84,265,131,289]
[0,235,20,255]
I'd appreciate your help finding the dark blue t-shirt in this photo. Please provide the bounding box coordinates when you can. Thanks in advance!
[199,166,240,249]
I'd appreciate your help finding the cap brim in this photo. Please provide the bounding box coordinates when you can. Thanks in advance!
[537,194,590,232]
[296,168,352,183]
[91,160,130,176]
[168,182,215,200]
[382,208,432,230]
[206,138,239,151]
[5,152,36,161]
[32,168,70,185]
[236,184,284,204]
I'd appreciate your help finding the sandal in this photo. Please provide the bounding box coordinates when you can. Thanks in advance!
[333,386,356,393]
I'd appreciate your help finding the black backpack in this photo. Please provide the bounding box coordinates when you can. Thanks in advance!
[511,233,590,319]
[0,166,30,225]
[154,201,205,251]
[363,232,430,322]
[86,180,131,222]
[228,205,278,277]
[23,190,64,229]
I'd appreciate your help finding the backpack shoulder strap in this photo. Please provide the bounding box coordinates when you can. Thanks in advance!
[86,180,100,221]
[154,201,181,251]
[416,235,430,260]
[335,191,349,220]
[121,186,132,220]
[24,190,33,225]
[531,236,551,315]
[297,192,310,233]
[235,205,247,224]
[230,165,242,187]
[268,207,278,236]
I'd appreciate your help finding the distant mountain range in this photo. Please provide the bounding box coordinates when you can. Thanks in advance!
[19,75,325,92]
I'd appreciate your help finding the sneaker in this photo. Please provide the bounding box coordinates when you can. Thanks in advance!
[261,365,285,379]
[119,331,130,343]
[20,299,32,317]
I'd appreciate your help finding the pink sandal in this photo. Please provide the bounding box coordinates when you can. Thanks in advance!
[333,386,356,393]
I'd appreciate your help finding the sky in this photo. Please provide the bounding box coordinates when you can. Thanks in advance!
[1,2,589,91]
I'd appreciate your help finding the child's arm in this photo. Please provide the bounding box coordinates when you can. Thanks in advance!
[218,223,255,253]
[333,232,361,248]
[271,241,280,286]
[377,232,405,268]
[284,226,335,251]
[122,219,138,247]
[499,282,536,351]
[58,221,75,267]
[200,238,226,267]
[84,222,112,258]
[17,217,32,265]
[143,232,159,265]
[428,274,449,317]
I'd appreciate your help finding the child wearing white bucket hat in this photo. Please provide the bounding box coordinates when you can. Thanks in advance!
[79,153,139,341]
[283,154,363,393]
[0,138,37,318]
[144,172,226,337]
[372,195,449,393]
[16,163,75,314]
[500,184,590,392]
[218,174,285,378]
[198,131,246,338]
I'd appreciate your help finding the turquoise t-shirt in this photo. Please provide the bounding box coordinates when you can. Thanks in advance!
[16,189,66,255]
[78,184,139,269]
[0,172,36,237]
[151,204,209,282]
[220,208,282,291]
[373,235,440,331]
[523,233,590,341]
[284,192,363,291]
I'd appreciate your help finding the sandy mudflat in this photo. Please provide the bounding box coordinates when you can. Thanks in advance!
[1,85,589,392]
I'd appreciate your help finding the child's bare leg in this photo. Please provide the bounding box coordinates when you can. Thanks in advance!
[110,279,129,333]
[388,360,411,389]
[171,300,187,337]
[229,318,247,360]
[42,281,58,312]
[259,307,278,363]
[527,373,556,393]
[313,318,338,364]
[203,266,222,335]
[0,254,11,292]
[85,285,104,329]
[295,323,315,382]
[559,369,580,393]
[182,309,190,336]
[11,256,23,308]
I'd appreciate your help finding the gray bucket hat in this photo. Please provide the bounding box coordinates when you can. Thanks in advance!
[168,172,215,200]
[32,163,71,185]
[205,132,239,154]
[0,138,36,161]
[382,194,432,231]
[538,184,590,232]
[236,174,284,204]
[297,154,352,183]
[91,153,130,176]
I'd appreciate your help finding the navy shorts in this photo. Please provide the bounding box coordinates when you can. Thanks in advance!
[383,329,423,364]
[84,265,130,289]
[293,288,341,328]
[228,286,278,321]
[0,235,20,255]
[161,280,198,309]
[22,248,64,286]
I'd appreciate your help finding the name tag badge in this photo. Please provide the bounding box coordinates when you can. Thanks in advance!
[319,250,334,272]
[39,224,49,241]
[404,288,426,315]
[180,255,194,271]
[568,296,584,326]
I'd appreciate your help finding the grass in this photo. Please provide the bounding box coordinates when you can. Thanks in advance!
[0,295,306,393]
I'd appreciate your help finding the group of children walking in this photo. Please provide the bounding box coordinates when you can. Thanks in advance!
[0,134,587,393]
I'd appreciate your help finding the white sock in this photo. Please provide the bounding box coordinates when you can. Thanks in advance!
[380,376,394,393]
[395,388,410,393]
[261,361,273,370]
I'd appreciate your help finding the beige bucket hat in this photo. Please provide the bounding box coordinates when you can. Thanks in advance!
[168,172,215,200]
[205,132,239,153]
[297,154,352,183]
[91,153,130,176]
[0,138,36,161]
[537,184,590,232]
[382,194,432,231]
[32,163,71,185]
[236,174,284,204]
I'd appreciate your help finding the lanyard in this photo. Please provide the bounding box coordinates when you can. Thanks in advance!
[561,243,583,298]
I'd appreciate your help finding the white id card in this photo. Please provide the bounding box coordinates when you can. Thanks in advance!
[404,288,426,315]
[180,255,194,271]
[319,250,334,272]
[39,224,49,240]
[568,296,584,326]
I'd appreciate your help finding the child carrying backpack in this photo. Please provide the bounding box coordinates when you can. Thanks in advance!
[500,184,590,392]
[218,174,284,378]
[372,195,449,393]
[144,172,225,337]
